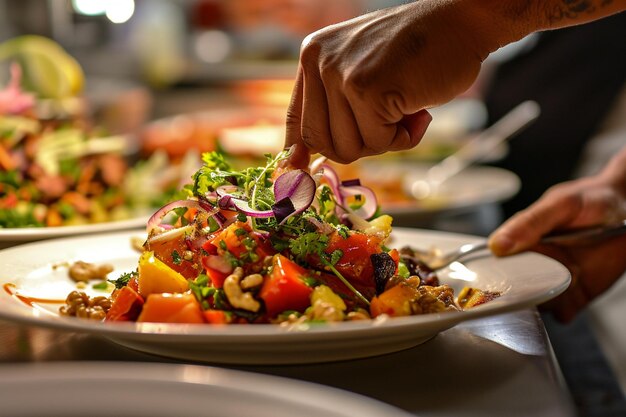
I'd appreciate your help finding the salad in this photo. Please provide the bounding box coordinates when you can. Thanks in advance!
[60,149,499,325]
[0,37,189,228]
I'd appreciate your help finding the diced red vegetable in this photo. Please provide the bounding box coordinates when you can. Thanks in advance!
[259,254,313,317]
[146,234,202,279]
[106,285,144,322]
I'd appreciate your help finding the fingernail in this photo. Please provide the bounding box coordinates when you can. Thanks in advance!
[488,234,516,256]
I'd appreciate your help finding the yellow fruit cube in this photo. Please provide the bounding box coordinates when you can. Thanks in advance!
[137,251,189,297]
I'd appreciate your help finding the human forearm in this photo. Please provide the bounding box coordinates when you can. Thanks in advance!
[284,0,625,165]
[456,0,626,57]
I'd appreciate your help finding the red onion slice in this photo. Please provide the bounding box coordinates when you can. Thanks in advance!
[309,156,327,174]
[204,254,233,274]
[146,199,217,233]
[231,199,275,218]
[273,169,316,224]
[319,164,342,196]
[339,185,378,219]
[216,184,242,198]
[147,225,194,245]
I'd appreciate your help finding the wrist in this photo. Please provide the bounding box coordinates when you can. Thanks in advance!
[447,0,537,58]
[448,0,625,58]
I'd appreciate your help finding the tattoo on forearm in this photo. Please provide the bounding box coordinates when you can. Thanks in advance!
[546,0,614,24]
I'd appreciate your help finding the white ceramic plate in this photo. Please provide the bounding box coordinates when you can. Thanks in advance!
[0,228,570,365]
[0,215,147,247]
[357,161,521,216]
[0,362,413,417]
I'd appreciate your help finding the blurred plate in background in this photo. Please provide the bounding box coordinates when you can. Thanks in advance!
[0,362,413,417]
[335,160,521,219]
[140,106,286,160]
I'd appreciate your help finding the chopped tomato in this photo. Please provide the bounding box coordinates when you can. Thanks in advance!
[137,293,205,324]
[259,254,313,317]
[106,285,144,321]
[205,222,275,276]
[210,222,274,259]
[306,231,384,300]
[200,256,231,288]
[146,234,202,279]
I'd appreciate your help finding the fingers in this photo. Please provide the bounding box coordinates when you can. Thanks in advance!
[344,82,432,156]
[488,191,582,256]
[285,67,304,151]
[286,78,432,163]
[300,63,331,156]
[399,110,433,148]
[489,178,626,256]
[324,77,365,163]
[283,143,311,170]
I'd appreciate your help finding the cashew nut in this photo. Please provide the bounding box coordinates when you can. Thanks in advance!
[240,273,263,290]
[223,267,261,312]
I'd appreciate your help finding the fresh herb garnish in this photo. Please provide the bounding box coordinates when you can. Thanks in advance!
[92,281,110,291]
[171,249,182,265]
[329,249,344,266]
[108,270,137,289]
[289,232,369,305]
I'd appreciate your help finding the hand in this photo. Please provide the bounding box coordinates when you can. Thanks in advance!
[283,0,626,167]
[285,1,498,166]
[488,174,626,322]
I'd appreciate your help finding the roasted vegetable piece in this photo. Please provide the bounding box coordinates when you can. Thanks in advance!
[371,252,397,295]
[399,247,440,286]
[106,285,144,321]
[259,254,313,318]
[370,277,458,317]
[457,287,501,309]
[137,251,189,298]
[146,234,202,279]
[138,293,205,323]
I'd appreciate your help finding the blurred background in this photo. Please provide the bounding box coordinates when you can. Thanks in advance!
[1,1,626,412]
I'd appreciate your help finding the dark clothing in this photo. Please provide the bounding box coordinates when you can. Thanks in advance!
[484,12,626,219]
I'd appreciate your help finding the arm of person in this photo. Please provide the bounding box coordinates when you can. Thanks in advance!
[488,146,626,321]
[285,0,626,167]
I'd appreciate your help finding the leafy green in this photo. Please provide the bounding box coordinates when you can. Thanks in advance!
[329,249,343,266]
[108,270,137,289]
[0,170,20,188]
[397,261,410,279]
[289,232,329,263]
[92,281,110,291]
[0,207,42,228]
[171,249,182,265]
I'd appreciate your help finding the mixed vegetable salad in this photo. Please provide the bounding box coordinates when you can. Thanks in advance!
[60,149,499,325]
[0,37,188,228]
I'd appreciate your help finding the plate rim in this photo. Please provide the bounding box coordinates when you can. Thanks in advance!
[0,215,148,241]
[0,227,571,340]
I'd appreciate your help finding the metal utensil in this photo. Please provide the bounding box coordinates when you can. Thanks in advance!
[423,219,626,270]
[409,100,541,199]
